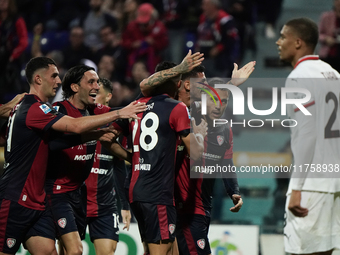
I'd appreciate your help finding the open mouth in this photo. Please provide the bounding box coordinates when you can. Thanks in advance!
[89,92,97,99]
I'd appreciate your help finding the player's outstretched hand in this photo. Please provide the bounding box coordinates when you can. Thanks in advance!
[192,117,208,138]
[288,190,308,217]
[117,101,147,119]
[121,210,131,231]
[9,92,26,107]
[230,194,243,212]
[97,126,119,143]
[174,50,204,74]
[230,61,256,87]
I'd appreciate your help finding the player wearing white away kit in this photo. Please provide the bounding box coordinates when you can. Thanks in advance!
[277,17,340,255]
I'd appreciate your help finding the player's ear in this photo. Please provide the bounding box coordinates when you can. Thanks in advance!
[106,93,112,104]
[176,80,181,89]
[184,80,190,92]
[295,38,302,49]
[34,74,42,85]
[71,83,79,93]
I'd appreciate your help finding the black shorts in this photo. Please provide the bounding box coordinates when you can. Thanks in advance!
[130,202,176,244]
[0,199,41,253]
[47,186,87,240]
[176,214,211,255]
[25,204,57,242]
[87,212,120,242]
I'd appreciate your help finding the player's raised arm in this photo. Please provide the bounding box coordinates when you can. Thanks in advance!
[140,50,204,96]
[52,101,147,134]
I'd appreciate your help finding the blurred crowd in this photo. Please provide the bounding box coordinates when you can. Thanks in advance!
[0,0,285,105]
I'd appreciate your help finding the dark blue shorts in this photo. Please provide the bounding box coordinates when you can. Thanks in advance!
[130,202,176,244]
[176,214,211,255]
[47,187,87,240]
[87,212,120,242]
[25,204,57,242]
[0,199,42,253]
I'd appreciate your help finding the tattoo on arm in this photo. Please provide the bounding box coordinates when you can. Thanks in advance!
[144,61,189,88]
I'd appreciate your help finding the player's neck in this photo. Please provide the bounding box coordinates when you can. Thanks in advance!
[29,86,48,102]
[291,49,315,67]
[68,97,86,110]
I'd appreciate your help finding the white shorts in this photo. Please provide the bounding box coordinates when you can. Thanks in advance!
[284,191,340,254]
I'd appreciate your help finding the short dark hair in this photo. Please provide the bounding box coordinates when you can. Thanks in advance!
[207,77,229,99]
[286,18,318,50]
[99,77,113,93]
[181,65,205,81]
[25,57,57,85]
[152,61,180,97]
[62,65,95,99]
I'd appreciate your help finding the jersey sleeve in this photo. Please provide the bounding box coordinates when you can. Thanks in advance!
[112,119,129,136]
[169,102,190,136]
[26,102,64,132]
[221,158,240,197]
[223,127,233,159]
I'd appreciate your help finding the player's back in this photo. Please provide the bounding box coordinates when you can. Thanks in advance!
[128,94,190,205]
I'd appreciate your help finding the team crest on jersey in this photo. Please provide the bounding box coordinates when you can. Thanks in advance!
[217,135,224,146]
[197,239,205,249]
[58,218,67,228]
[39,104,51,114]
[169,224,175,234]
[6,238,16,248]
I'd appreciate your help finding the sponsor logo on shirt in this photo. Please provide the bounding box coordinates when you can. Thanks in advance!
[197,239,205,249]
[202,152,221,160]
[146,102,154,111]
[86,140,97,146]
[6,238,16,248]
[97,154,114,161]
[91,168,108,175]
[53,106,59,111]
[58,218,67,228]
[134,164,151,171]
[74,154,93,161]
[39,104,51,114]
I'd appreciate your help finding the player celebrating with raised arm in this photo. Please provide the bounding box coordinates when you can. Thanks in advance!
[0,57,146,255]
[277,18,340,255]
[139,52,254,255]
[114,58,207,255]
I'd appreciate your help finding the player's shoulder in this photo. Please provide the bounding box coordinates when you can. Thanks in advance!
[52,100,68,107]
[289,59,340,79]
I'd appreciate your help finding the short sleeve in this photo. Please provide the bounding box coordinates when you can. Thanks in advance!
[26,102,64,132]
[224,127,233,159]
[169,102,190,136]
